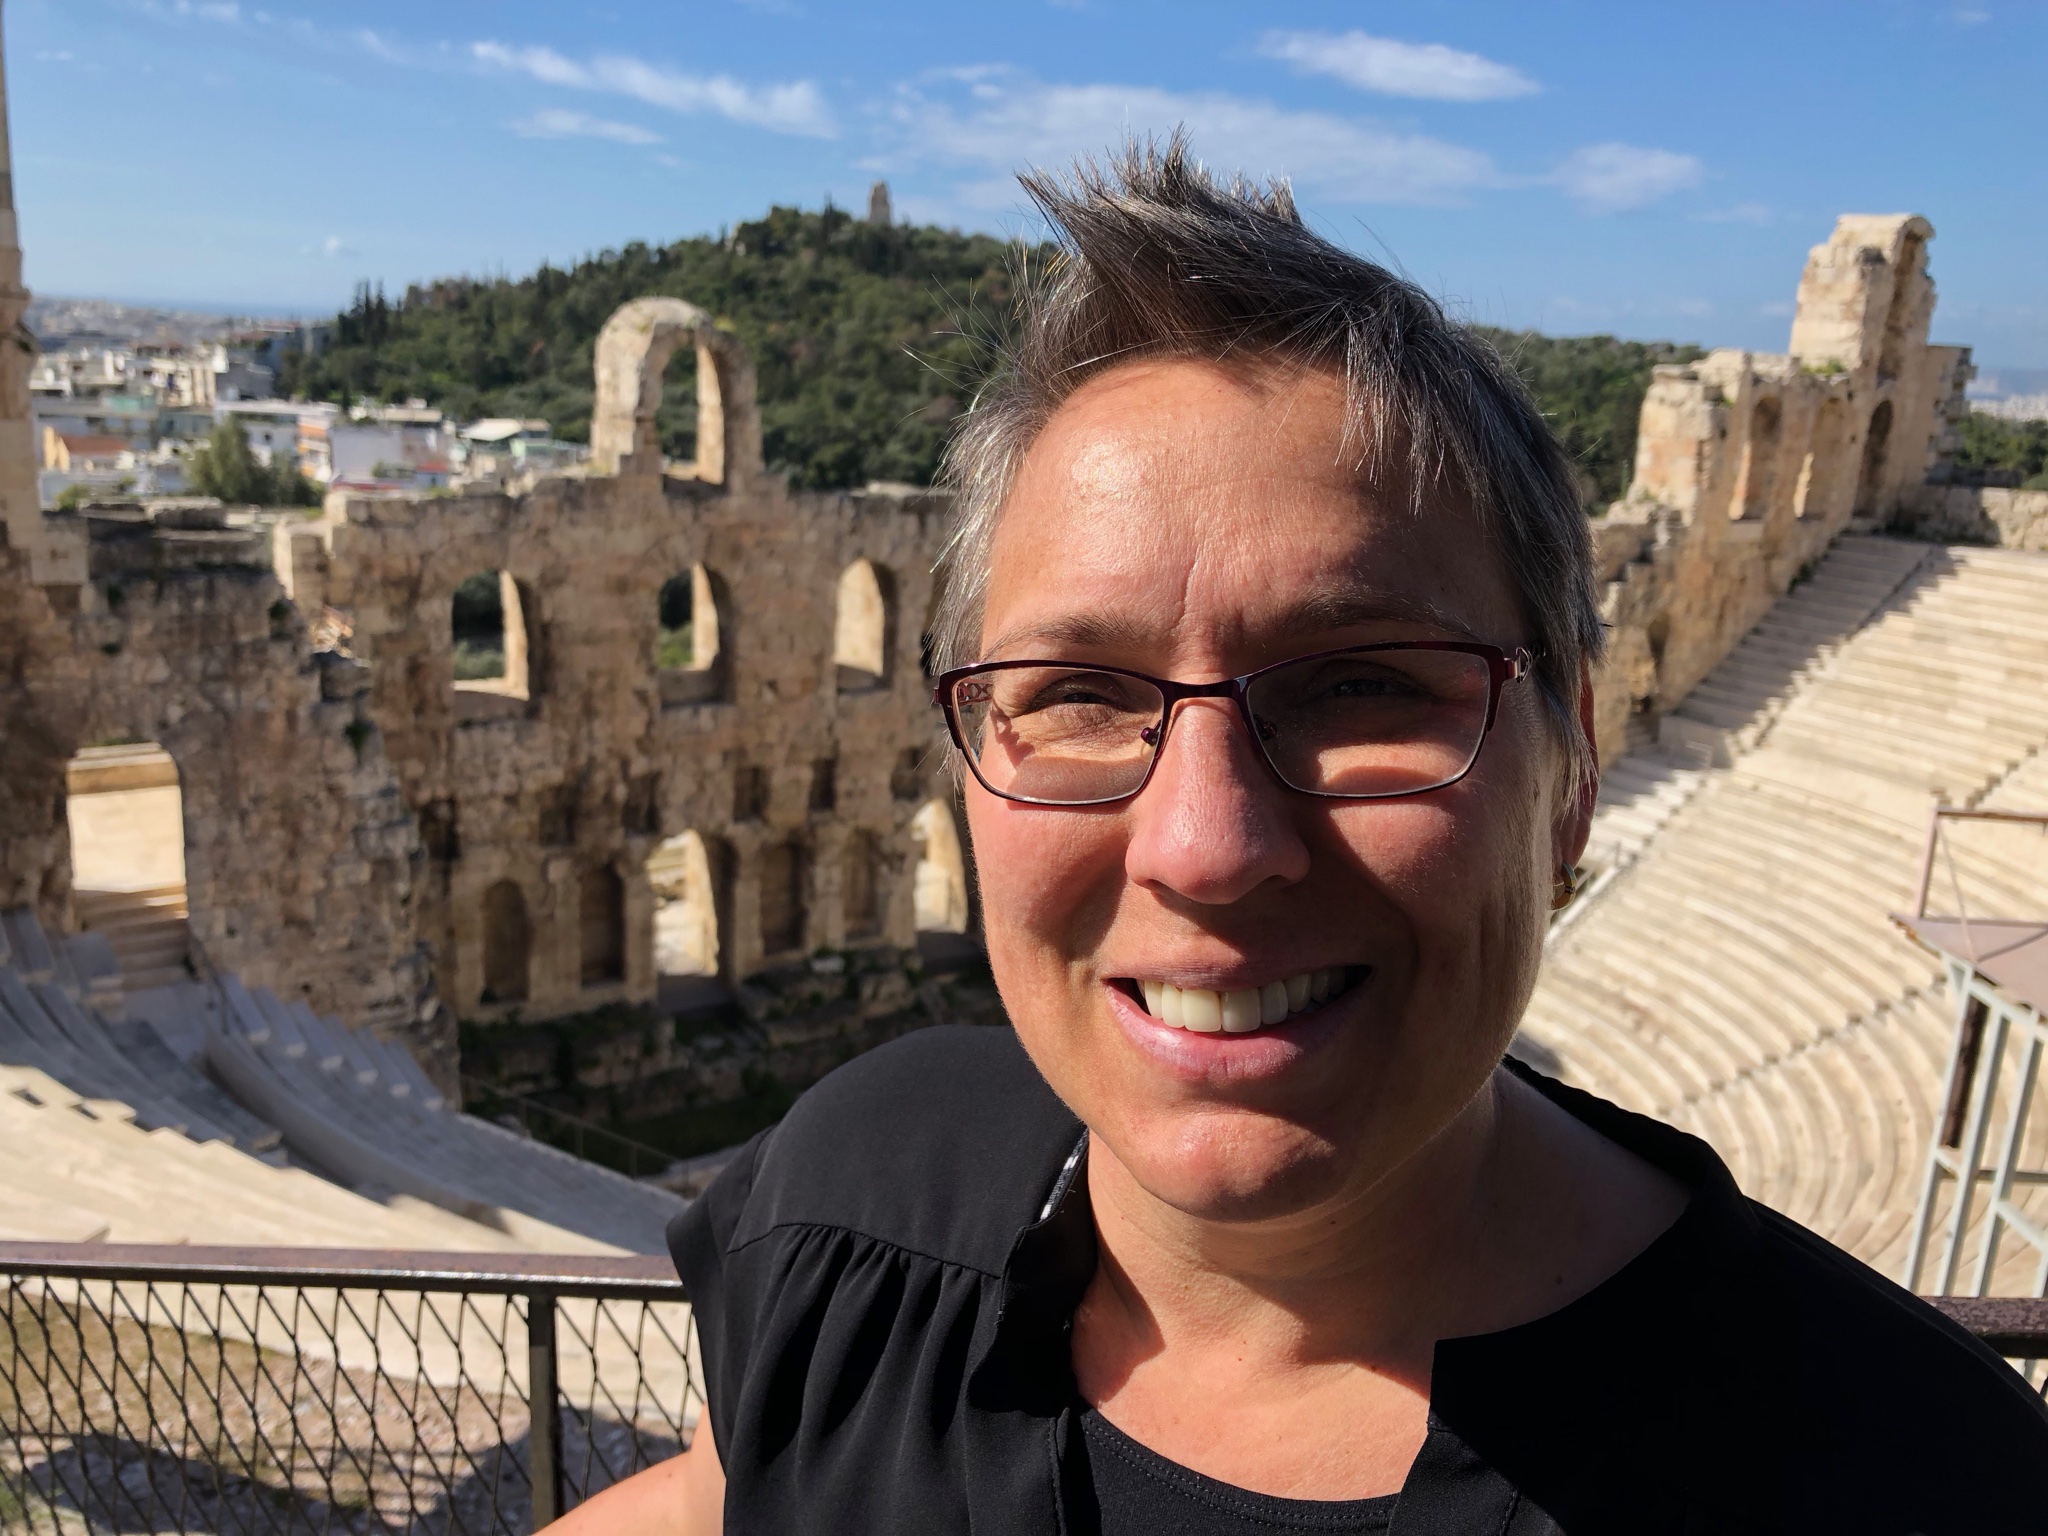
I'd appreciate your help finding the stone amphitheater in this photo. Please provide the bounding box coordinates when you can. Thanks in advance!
[1,114,2045,1296]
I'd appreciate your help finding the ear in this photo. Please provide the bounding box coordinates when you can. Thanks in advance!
[1556,659,1600,872]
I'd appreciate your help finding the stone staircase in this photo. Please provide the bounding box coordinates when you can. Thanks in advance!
[1528,537,2048,1287]
[0,905,686,1256]
[74,883,191,991]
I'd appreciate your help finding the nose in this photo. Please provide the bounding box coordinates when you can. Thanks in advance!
[1123,697,1311,906]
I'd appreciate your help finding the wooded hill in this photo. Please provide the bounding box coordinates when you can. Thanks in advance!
[281,204,1702,509]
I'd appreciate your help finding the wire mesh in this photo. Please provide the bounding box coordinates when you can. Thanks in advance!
[0,1270,697,1534]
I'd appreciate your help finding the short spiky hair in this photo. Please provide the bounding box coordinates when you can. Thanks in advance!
[932,136,1602,792]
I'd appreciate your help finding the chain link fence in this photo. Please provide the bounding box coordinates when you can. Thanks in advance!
[0,1244,695,1534]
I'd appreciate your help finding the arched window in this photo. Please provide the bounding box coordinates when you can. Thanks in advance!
[910,799,969,934]
[834,559,893,693]
[843,829,881,941]
[579,864,626,987]
[452,570,530,701]
[481,880,531,1003]
[758,839,807,957]
[1876,230,1926,382]
[1735,396,1782,522]
[649,831,723,978]
[657,564,727,705]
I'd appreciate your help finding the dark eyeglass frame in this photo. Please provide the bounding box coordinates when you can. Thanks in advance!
[934,640,1533,808]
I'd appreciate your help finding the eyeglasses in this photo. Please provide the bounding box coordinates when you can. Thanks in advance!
[934,641,1531,808]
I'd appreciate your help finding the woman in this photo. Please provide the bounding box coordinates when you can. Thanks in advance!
[561,143,2047,1534]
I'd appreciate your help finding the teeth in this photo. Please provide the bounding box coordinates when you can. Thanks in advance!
[1137,969,1351,1034]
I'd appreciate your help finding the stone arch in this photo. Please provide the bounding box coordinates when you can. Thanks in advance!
[834,559,894,693]
[910,798,969,934]
[451,569,530,701]
[657,563,727,705]
[590,297,763,484]
[1735,396,1782,522]
[648,830,725,979]
[481,879,531,1003]
[1854,399,1894,516]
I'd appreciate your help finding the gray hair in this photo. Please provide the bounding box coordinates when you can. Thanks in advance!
[932,136,1602,794]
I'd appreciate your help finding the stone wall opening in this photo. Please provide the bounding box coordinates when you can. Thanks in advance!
[452,569,530,701]
[1877,231,1926,382]
[1794,397,1849,520]
[65,742,190,989]
[578,864,626,987]
[843,829,881,941]
[649,831,724,979]
[657,563,726,706]
[910,798,969,934]
[1856,399,1894,515]
[1736,396,1782,522]
[757,839,808,957]
[834,559,893,693]
[481,880,531,1004]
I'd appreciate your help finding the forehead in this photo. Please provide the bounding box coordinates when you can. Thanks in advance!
[980,358,1519,664]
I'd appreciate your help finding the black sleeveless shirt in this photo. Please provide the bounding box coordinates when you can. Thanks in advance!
[668,1025,2048,1534]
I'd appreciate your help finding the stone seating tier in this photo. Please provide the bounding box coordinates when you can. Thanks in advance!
[1530,536,2048,1292]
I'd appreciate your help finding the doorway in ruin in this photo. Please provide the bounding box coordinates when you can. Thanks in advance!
[1735,397,1782,522]
[843,829,882,942]
[64,742,190,992]
[911,799,975,966]
[648,830,731,1013]
[1854,399,1894,516]
[1794,397,1849,520]
[579,865,626,988]
[757,840,808,958]
[481,879,531,1004]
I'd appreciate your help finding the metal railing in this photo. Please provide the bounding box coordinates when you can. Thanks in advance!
[1,1243,2044,1533]
[0,1243,693,1534]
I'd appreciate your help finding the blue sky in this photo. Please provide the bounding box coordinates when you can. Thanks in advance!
[12,1,2047,364]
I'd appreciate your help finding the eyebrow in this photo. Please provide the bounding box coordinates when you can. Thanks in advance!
[982,583,1480,660]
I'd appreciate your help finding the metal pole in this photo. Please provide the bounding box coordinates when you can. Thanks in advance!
[1912,801,1946,920]
[528,1290,565,1528]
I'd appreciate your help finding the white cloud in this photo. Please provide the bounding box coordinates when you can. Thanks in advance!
[1257,29,1537,102]
[880,69,1498,208]
[473,41,834,138]
[1550,142,1703,211]
[509,108,663,146]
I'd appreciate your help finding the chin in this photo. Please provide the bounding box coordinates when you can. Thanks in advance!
[1112,1105,1349,1223]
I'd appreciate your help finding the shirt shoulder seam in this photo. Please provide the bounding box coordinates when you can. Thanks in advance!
[726,1216,1005,1279]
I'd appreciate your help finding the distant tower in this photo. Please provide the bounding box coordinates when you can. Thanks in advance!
[0,0,42,573]
[867,181,893,228]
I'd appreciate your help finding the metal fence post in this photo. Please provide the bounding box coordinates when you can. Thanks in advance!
[528,1289,565,1528]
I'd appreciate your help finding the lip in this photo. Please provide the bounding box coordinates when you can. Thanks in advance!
[1102,970,1366,1086]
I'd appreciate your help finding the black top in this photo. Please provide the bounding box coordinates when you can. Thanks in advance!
[1081,1405,1397,1534]
[668,1026,2048,1534]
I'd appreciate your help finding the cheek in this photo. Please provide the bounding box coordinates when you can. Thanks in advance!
[964,791,1127,977]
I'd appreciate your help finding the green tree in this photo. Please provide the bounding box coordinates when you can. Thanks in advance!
[1951,412,2048,489]
[277,201,1699,508]
[187,418,320,506]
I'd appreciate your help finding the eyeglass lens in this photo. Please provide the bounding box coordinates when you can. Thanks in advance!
[950,648,1495,805]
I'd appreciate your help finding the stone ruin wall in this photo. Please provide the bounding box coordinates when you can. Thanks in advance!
[2,212,2027,1092]
[1585,214,1972,766]
[245,298,965,1046]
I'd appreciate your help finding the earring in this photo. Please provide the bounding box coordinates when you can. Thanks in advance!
[1551,863,1583,911]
